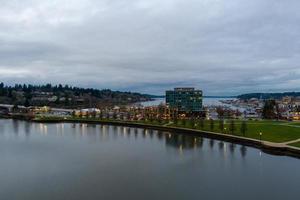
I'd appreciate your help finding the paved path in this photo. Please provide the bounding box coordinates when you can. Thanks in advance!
[163,122,173,127]
[278,124,300,128]
[263,138,300,146]
[283,138,300,145]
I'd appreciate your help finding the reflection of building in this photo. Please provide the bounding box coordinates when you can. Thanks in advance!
[165,134,202,150]
[244,108,260,119]
[166,88,203,114]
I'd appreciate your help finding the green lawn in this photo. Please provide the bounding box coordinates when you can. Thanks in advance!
[170,120,300,143]
[289,142,300,148]
[286,122,300,126]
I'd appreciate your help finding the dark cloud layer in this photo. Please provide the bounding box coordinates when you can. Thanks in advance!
[0,0,300,95]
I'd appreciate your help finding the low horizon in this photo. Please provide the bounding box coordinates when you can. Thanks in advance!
[2,82,300,96]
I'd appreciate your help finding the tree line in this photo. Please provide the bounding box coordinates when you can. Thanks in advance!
[238,92,300,100]
[72,110,249,137]
[0,82,152,106]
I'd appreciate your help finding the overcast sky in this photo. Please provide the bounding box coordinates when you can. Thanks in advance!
[0,0,300,95]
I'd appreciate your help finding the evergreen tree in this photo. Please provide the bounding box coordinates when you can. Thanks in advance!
[0,82,4,96]
[149,116,153,123]
[181,119,186,127]
[72,110,76,118]
[64,94,70,106]
[173,116,178,125]
[92,111,97,118]
[262,99,277,119]
[219,120,224,132]
[157,117,162,124]
[24,98,30,107]
[198,118,204,130]
[113,112,117,120]
[127,112,131,121]
[229,120,236,135]
[189,118,196,128]
[210,119,214,131]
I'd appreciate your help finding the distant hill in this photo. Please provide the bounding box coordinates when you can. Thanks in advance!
[148,95,165,98]
[237,92,300,100]
[147,95,237,98]
[0,82,153,108]
[204,96,237,98]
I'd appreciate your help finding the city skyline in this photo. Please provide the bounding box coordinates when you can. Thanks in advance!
[1,0,300,95]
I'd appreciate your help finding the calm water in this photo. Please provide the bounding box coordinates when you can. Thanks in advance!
[0,119,299,200]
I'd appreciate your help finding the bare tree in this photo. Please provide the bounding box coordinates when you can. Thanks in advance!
[240,121,247,136]
[229,120,236,135]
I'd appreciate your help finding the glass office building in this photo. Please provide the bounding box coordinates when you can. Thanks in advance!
[166,88,203,113]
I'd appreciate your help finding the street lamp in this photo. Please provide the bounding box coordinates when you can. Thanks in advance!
[259,132,263,142]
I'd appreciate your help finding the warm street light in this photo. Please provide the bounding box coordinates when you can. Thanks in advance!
[259,132,263,142]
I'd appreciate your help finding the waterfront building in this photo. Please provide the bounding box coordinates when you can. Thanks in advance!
[243,108,260,119]
[165,88,203,116]
[288,111,300,120]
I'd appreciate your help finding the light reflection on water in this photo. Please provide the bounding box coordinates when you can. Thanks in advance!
[0,119,299,200]
[1,119,250,157]
[0,119,253,160]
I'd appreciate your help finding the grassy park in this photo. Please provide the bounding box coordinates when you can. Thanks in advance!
[289,142,300,148]
[170,119,300,143]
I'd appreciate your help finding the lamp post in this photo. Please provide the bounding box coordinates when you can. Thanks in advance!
[259,132,262,142]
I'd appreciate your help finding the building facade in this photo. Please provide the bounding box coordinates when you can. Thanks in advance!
[166,88,203,114]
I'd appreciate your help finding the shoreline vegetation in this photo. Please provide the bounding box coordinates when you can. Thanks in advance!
[238,92,300,100]
[0,82,155,108]
[4,114,300,158]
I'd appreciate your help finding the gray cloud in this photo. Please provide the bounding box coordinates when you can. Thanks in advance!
[0,0,300,95]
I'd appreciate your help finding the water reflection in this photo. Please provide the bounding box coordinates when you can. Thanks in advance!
[229,143,236,155]
[142,129,147,138]
[149,129,154,138]
[24,122,31,136]
[91,124,97,128]
[218,141,224,151]
[3,120,249,158]
[165,133,203,151]
[0,123,4,135]
[38,123,48,136]
[1,119,300,200]
[126,127,131,137]
[240,145,247,158]
[209,139,215,149]
[100,125,108,140]
[134,128,138,134]
[157,131,163,140]
[113,126,117,133]
[12,119,19,135]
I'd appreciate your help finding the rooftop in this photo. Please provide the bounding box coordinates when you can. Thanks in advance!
[174,87,196,91]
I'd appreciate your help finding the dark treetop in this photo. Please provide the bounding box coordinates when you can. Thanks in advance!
[0,82,153,108]
[237,92,300,100]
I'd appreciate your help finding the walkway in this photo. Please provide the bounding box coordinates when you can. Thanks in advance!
[282,138,300,145]
[163,122,173,127]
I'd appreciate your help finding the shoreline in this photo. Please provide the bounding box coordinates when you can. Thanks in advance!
[28,117,300,159]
